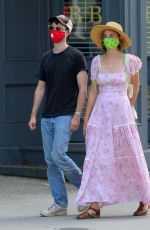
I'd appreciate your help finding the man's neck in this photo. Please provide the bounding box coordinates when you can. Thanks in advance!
[53,41,69,53]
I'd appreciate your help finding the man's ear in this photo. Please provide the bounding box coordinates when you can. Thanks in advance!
[67,31,71,35]
[66,31,71,38]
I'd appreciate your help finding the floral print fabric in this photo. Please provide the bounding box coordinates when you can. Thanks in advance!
[76,54,150,206]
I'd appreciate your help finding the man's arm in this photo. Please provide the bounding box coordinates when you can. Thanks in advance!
[28,80,46,131]
[70,70,88,132]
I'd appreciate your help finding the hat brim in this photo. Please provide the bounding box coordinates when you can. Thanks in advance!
[90,25,132,49]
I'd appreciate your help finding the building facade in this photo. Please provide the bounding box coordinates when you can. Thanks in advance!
[0,0,149,177]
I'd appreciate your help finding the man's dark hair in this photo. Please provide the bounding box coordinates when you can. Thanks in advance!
[49,18,68,31]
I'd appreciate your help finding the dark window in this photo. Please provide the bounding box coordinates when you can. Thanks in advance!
[64,0,102,57]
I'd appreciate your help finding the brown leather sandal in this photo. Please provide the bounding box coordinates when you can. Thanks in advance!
[133,202,150,216]
[76,207,100,219]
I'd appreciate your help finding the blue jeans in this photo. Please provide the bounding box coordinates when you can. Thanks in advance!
[41,116,82,208]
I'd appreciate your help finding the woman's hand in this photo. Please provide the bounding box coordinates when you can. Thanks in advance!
[129,97,135,106]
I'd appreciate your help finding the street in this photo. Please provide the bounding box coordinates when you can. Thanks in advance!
[0,175,150,230]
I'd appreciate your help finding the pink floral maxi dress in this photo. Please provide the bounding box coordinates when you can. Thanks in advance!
[76,54,150,206]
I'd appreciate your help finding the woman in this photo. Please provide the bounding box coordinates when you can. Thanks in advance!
[76,21,150,219]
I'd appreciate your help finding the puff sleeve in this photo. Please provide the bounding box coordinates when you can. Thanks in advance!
[128,54,142,76]
[90,55,99,81]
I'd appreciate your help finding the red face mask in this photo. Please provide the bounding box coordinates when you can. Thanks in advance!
[49,30,65,43]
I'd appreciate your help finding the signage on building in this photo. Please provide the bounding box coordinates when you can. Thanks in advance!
[64,0,102,57]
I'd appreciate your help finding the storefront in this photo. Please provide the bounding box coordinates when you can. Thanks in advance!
[0,0,149,177]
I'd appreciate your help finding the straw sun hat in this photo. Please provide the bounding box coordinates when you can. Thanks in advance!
[90,21,132,49]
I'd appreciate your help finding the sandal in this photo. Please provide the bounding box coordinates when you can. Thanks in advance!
[76,207,100,219]
[133,202,150,216]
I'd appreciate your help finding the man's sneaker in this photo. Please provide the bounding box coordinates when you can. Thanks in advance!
[40,203,67,217]
[77,205,89,212]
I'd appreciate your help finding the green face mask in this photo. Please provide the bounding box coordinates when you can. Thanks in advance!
[103,37,120,50]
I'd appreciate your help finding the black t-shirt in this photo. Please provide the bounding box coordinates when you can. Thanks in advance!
[36,46,88,117]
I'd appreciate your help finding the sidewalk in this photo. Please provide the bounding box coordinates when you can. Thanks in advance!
[0,175,149,230]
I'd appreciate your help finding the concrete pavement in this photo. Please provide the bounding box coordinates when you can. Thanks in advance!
[0,175,150,230]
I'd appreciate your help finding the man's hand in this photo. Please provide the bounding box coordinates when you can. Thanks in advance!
[70,116,80,132]
[28,116,37,131]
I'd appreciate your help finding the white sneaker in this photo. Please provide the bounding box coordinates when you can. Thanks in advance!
[77,205,89,212]
[40,203,67,217]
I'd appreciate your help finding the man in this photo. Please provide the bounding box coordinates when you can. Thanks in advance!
[28,15,88,217]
